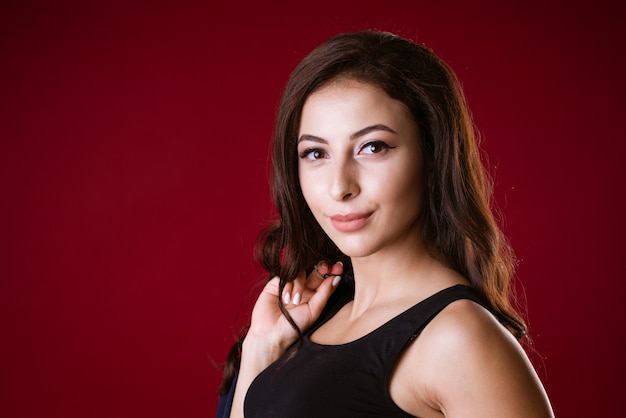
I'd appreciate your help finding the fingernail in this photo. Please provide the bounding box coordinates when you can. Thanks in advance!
[336,261,343,266]
[332,275,342,287]
[292,292,301,305]
[283,292,291,304]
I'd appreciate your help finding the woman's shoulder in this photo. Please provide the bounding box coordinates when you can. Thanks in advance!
[392,294,554,417]
[426,294,511,349]
[419,296,535,384]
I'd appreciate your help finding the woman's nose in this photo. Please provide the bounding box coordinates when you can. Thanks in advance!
[329,159,360,201]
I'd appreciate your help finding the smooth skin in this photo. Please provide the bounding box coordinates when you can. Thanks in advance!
[230,80,554,417]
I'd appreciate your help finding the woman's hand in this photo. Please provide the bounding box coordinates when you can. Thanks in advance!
[229,261,343,418]
[246,261,344,351]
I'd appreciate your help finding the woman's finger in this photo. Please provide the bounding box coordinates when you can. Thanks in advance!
[289,270,307,305]
[282,280,294,305]
[283,261,344,307]
[306,260,330,289]
[308,261,343,288]
[328,261,343,276]
[306,267,343,318]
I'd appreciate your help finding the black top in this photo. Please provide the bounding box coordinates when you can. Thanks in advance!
[244,283,487,417]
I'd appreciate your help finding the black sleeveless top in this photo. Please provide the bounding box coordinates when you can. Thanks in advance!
[244,284,487,417]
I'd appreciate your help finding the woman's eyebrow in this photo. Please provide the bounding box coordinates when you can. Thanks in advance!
[350,124,397,140]
[298,124,398,144]
[297,134,327,144]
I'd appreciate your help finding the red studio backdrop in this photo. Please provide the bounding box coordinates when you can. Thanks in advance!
[1,1,624,416]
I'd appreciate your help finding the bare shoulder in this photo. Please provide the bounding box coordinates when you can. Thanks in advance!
[392,298,554,418]
[424,298,517,358]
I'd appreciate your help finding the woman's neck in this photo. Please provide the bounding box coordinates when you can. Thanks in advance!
[347,245,466,318]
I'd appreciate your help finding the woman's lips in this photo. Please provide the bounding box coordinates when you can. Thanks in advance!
[329,212,372,232]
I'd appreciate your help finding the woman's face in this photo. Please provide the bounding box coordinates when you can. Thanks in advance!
[297,79,424,259]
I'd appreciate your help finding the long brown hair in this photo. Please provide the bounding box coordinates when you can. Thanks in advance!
[220,30,525,394]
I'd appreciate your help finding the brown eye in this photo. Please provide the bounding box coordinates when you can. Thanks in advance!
[299,148,327,161]
[360,141,390,155]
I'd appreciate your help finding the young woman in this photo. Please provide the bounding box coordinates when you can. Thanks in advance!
[218,30,554,417]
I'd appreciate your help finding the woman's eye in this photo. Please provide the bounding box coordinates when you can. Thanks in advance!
[299,148,326,161]
[360,141,390,155]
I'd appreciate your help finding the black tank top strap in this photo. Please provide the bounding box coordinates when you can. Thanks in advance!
[405,284,487,343]
[370,284,488,377]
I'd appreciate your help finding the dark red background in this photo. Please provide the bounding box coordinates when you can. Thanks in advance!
[1,1,624,416]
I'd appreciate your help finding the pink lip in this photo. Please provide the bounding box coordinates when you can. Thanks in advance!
[329,212,372,232]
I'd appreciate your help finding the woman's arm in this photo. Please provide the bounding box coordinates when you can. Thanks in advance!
[228,262,343,418]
